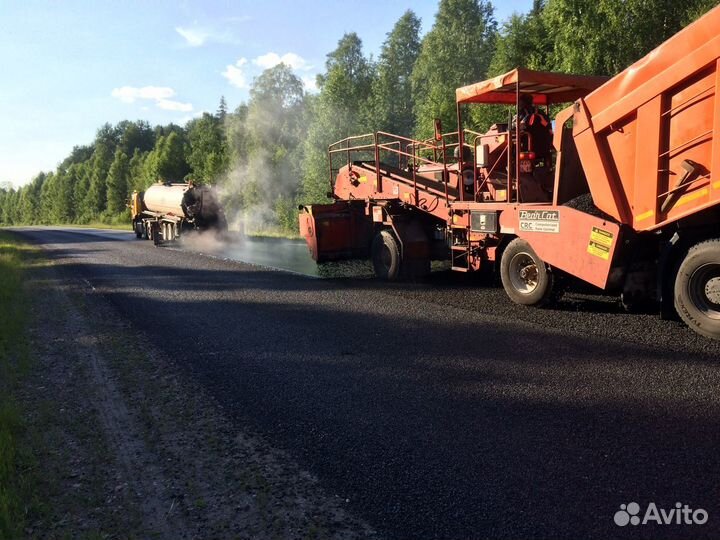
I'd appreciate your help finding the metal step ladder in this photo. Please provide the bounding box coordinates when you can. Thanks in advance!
[450,225,471,272]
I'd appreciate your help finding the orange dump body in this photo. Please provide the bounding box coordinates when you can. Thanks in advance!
[571,4,720,231]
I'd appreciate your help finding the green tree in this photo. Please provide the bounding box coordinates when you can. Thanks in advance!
[217,96,228,123]
[366,10,422,135]
[186,113,228,184]
[411,0,497,138]
[84,141,113,217]
[128,149,148,191]
[106,148,130,214]
[145,132,190,183]
[118,120,155,155]
[301,33,374,204]
[57,164,80,222]
[542,0,717,76]
[488,1,549,76]
[19,173,45,224]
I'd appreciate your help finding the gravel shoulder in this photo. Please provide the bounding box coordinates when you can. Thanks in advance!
[19,237,378,539]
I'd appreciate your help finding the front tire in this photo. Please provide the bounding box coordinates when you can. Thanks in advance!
[674,239,720,340]
[500,238,555,306]
[372,230,401,281]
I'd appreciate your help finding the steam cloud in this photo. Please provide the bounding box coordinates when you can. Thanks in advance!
[217,95,305,236]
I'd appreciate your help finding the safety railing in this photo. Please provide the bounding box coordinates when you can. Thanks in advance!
[327,130,466,206]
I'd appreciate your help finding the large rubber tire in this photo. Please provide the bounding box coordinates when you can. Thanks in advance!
[674,239,720,340]
[500,238,555,306]
[151,222,161,246]
[372,230,402,281]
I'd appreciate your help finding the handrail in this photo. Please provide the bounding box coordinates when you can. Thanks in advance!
[327,129,480,203]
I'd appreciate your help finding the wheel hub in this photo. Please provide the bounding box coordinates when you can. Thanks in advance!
[509,252,539,294]
[705,276,720,305]
[688,263,720,318]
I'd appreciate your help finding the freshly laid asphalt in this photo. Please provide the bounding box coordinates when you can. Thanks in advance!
[13,227,720,540]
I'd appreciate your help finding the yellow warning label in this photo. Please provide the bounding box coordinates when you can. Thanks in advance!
[590,227,613,247]
[588,227,613,260]
[588,242,610,260]
[358,176,368,183]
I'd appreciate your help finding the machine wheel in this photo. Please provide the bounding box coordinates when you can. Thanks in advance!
[674,239,720,340]
[500,238,555,306]
[372,230,401,281]
[134,221,143,239]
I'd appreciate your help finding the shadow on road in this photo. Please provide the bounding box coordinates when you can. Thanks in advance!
[12,226,720,540]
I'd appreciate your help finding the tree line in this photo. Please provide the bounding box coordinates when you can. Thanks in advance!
[0,0,715,234]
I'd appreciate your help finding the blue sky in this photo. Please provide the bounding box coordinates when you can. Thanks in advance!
[0,0,533,187]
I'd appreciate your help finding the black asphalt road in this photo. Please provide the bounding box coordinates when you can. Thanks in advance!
[14,227,720,540]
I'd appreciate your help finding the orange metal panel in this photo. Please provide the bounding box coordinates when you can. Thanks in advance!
[711,59,720,203]
[573,100,632,224]
[455,68,609,105]
[552,106,576,206]
[631,96,663,229]
[499,206,621,289]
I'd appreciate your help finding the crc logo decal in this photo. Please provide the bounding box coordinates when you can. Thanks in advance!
[614,502,708,527]
[518,209,560,233]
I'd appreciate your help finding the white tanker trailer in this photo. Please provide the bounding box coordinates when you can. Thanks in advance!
[130,182,227,244]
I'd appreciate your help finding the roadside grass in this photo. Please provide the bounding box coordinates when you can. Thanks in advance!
[67,221,130,231]
[0,231,39,539]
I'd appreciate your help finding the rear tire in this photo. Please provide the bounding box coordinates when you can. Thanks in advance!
[500,238,555,306]
[674,239,720,340]
[151,222,161,246]
[372,230,401,281]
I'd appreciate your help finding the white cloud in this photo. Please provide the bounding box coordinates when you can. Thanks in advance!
[253,52,311,71]
[222,58,249,89]
[111,85,193,113]
[111,86,175,103]
[175,26,208,47]
[157,99,193,112]
[175,25,241,47]
[301,75,318,93]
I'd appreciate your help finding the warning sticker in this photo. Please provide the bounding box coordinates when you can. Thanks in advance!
[587,226,614,260]
[518,210,560,233]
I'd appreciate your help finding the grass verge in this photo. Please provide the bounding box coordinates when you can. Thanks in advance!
[0,231,38,539]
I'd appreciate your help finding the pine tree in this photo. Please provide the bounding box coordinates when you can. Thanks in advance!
[106,148,130,214]
[217,96,228,123]
[84,142,113,217]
